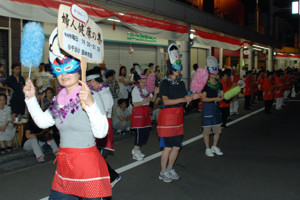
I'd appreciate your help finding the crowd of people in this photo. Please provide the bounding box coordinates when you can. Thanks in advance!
[0,52,299,198]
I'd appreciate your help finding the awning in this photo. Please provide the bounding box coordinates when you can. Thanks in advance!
[275,53,300,60]
[194,29,242,51]
[0,0,188,41]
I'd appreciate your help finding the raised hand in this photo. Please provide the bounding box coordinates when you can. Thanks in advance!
[79,80,94,107]
[23,78,35,99]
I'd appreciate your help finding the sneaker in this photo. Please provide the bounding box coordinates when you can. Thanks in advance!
[111,175,121,188]
[1,148,6,154]
[159,171,172,183]
[235,112,240,115]
[211,146,223,156]
[37,156,45,163]
[125,127,131,132]
[116,129,122,134]
[168,169,180,180]
[132,151,143,161]
[131,149,145,158]
[205,148,214,157]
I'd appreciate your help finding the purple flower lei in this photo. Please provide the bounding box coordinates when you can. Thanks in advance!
[89,82,109,92]
[49,95,81,124]
[136,83,150,99]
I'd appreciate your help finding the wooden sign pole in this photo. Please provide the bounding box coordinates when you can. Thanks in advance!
[80,57,87,109]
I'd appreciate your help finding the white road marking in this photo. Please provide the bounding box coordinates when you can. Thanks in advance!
[40,107,264,200]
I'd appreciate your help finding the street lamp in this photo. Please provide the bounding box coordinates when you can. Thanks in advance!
[292,1,300,48]
[292,1,299,14]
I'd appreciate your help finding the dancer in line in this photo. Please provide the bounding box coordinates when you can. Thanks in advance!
[263,71,274,114]
[157,44,194,183]
[202,56,224,157]
[229,68,241,115]
[87,67,121,188]
[23,28,111,199]
[131,63,159,161]
[219,70,231,128]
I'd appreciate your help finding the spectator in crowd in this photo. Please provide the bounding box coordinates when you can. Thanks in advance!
[148,63,154,73]
[105,69,120,113]
[118,66,133,102]
[44,63,57,94]
[39,86,60,145]
[0,93,15,153]
[155,65,163,84]
[0,63,26,120]
[191,63,198,79]
[41,87,55,111]
[32,63,55,95]
[100,62,108,82]
[0,63,7,94]
[22,115,58,162]
[143,68,151,77]
[129,67,136,82]
[152,97,161,124]
[113,98,131,135]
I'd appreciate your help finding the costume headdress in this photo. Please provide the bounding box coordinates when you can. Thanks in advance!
[133,63,146,79]
[168,43,182,71]
[206,56,219,75]
[49,28,80,77]
[86,67,102,82]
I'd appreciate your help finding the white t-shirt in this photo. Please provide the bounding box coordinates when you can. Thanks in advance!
[119,76,131,99]
[33,71,53,93]
[98,87,114,118]
[131,86,153,106]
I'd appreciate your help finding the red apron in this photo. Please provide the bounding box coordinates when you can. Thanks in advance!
[96,118,114,151]
[131,105,151,128]
[157,107,184,137]
[52,146,112,198]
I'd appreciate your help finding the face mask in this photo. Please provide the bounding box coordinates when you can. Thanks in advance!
[172,60,182,71]
[51,57,81,77]
[208,66,219,75]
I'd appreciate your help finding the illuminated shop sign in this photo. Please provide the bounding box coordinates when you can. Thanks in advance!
[127,32,157,42]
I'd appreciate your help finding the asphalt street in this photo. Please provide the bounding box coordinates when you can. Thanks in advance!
[0,98,299,200]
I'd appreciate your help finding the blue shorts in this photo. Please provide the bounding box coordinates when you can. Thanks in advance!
[160,135,183,148]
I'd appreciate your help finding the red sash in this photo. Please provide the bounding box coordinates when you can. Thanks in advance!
[131,105,151,128]
[52,146,111,198]
[96,118,114,151]
[157,107,184,137]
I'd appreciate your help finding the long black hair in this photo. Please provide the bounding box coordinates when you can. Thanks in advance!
[119,66,127,77]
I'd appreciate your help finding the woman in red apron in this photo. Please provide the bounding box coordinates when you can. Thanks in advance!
[23,28,111,199]
[131,63,159,161]
[157,44,195,183]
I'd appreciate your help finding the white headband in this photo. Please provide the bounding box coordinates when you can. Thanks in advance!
[86,74,100,82]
